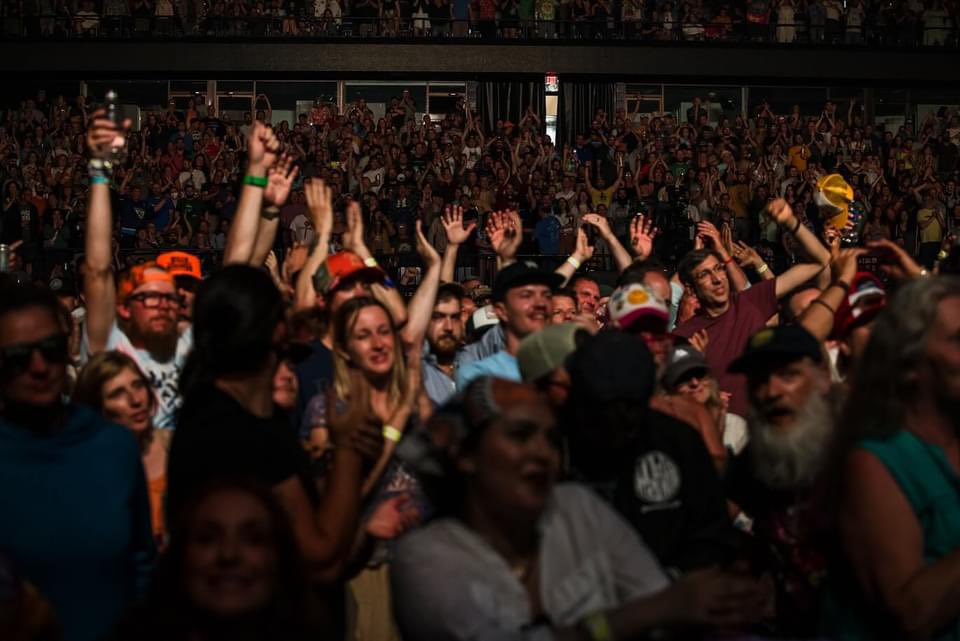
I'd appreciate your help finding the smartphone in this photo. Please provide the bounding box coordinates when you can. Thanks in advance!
[105,90,118,124]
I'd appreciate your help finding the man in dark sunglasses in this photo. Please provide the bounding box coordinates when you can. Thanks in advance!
[0,281,157,641]
[0,287,69,424]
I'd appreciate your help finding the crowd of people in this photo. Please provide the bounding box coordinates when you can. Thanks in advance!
[0,0,957,43]
[2,85,960,641]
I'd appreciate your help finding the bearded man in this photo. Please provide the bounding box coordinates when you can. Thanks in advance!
[724,324,838,638]
[422,283,467,406]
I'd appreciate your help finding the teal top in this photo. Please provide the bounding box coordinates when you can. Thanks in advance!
[822,430,960,641]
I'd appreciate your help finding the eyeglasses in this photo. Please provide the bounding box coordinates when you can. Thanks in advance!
[694,263,727,283]
[128,292,182,308]
[0,333,68,372]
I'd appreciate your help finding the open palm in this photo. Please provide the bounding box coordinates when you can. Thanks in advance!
[630,213,659,260]
[264,153,299,207]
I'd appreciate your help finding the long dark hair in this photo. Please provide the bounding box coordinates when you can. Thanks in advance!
[179,265,285,395]
[111,479,315,641]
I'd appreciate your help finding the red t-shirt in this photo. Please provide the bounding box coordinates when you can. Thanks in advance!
[673,278,778,417]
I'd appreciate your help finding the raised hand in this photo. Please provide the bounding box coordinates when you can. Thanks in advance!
[441,205,476,246]
[765,197,794,226]
[823,226,842,261]
[574,226,595,262]
[86,108,131,159]
[304,179,333,240]
[696,221,728,257]
[247,120,280,175]
[830,247,867,286]
[342,199,367,256]
[720,222,735,257]
[867,238,924,280]
[581,212,613,238]
[414,218,441,268]
[485,210,522,262]
[264,153,299,208]
[732,240,763,269]
[282,241,308,283]
[629,213,659,260]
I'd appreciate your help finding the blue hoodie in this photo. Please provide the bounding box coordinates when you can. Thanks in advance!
[0,404,155,641]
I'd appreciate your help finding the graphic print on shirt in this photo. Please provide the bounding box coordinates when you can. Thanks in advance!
[634,451,682,512]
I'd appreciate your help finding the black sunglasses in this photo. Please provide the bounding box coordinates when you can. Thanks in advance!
[0,333,69,373]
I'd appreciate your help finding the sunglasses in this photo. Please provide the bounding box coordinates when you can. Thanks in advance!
[0,333,69,372]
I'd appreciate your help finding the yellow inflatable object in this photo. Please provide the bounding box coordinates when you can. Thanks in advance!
[815,173,854,230]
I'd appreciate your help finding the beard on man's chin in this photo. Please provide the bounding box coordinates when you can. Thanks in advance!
[131,319,179,359]
[749,391,834,491]
[430,335,460,359]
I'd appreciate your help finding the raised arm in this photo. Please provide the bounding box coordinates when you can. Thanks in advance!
[799,248,863,342]
[252,153,300,266]
[609,163,624,192]
[555,226,595,287]
[400,220,442,347]
[342,200,408,328]
[223,121,279,265]
[439,205,477,283]
[582,213,632,273]
[697,221,749,293]
[84,109,129,354]
[629,213,660,262]
[765,199,831,297]
[295,179,333,312]
[584,163,596,192]
[485,209,523,269]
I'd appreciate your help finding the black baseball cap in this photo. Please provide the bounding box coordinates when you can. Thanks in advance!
[567,330,656,404]
[728,325,823,374]
[492,262,564,302]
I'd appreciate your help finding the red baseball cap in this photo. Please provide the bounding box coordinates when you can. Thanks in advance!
[833,272,886,340]
[312,251,385,296]
[157,251,202,280]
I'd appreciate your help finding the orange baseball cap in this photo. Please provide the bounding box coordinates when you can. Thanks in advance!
[116,261,175,302]
[157,251,202,280]
[312,250,385,295]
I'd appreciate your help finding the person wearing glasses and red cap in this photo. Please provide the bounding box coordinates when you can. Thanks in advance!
[82,111,194,431]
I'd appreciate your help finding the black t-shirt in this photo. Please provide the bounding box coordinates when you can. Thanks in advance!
[573,410,740,572]
[166,385,317,522]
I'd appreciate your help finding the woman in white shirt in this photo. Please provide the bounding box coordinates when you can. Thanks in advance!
[392,377,764,641]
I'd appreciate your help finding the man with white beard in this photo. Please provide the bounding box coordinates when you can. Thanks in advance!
[724,324,838,639]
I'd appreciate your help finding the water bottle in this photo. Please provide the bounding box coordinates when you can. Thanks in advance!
[0,244,9,272]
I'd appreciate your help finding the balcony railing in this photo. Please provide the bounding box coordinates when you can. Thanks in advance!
[0,14,956,48]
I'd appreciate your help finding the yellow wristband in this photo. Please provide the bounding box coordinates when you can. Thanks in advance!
[566,256,582,270]
[383,425,402,443]
[582,611,612,641]
[364,256,379,268]
[756,263,769,275]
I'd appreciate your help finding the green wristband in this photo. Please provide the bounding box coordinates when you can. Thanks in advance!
[243,174,268,188]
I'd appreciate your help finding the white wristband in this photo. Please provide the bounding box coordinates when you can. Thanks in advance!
[566,256,582,270]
